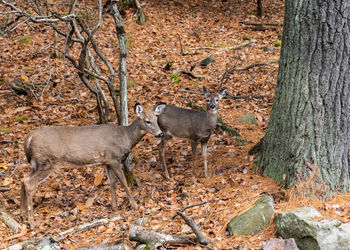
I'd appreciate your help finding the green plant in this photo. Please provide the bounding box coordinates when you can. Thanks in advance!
[18,36,31,48]
[274,40,282,47]
[126,37,135,50]
[127,80,135,87]
[242,36,251,40]
[278,32,283,39]
[170,73,179,83]
[15,116,29,123]
[217,44,226,48]
[0,128,11,134]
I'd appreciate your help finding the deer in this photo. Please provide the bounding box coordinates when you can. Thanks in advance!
[157,86,227,181]
[20,103,166,228]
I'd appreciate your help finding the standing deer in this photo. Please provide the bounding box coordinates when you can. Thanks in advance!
[21,103,165,228]
[157,86,227,180]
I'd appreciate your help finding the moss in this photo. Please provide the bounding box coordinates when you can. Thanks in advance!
[15,116,29,123]
[274,40,282,47]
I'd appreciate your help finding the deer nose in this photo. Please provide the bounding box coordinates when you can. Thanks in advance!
[156,132,164,138]
[210,104,216,109]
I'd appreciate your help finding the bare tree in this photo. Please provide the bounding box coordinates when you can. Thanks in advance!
[1,0,146,183]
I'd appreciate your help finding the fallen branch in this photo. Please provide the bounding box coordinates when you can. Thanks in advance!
[6,214,122,249]
[77,239,132,250]
[178,34,200,56]
[221,59,279,83]
[0,208,20,232]
[172,198,222,219]
[240,21,283,27]
[129,223,195,247]
[180,89,271,100]
[188,39,256,51]
[176,211,210,245]
[174,69,205,79]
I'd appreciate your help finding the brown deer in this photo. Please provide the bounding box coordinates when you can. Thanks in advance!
[157,86,227,180]
[21,103,166,228]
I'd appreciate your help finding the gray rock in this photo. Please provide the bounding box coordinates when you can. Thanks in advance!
[263,46,274,52]
[226,195,274,236]
[275,207,350,250]
[199,56,215,67]
[262,238,299,250]
[239,113,257,125]
[340,223,350,238]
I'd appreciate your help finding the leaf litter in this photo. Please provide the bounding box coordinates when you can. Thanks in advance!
[1,0,350,249]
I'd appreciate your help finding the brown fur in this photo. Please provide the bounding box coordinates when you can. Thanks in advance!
[157,87,227,179]
[21,103,165,228]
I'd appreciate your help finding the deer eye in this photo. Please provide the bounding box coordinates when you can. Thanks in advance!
[206,99,210,103]
[215,98,219,102]
[145,120,151,124]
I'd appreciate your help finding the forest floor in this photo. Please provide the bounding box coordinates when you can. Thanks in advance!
[1,0,350,249]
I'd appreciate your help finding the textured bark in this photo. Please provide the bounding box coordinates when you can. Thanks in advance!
[256,0,350,192]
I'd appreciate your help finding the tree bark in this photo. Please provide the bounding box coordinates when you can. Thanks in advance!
[256,0,350,193]
[110,1,133,185]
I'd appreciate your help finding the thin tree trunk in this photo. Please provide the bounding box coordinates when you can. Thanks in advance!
[256,0,350,193]
[110,1,133,185]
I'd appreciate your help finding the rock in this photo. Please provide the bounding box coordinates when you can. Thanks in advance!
[199,56,215,67]
[226,195,274,236]
[275,207,350,250]
[262,238,299,250]
[263,46,274,52]
[340,223,350,238]
[239,113,257,125]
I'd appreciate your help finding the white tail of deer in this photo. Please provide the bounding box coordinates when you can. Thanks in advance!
[21,103,166,228]
[157,86,227,180]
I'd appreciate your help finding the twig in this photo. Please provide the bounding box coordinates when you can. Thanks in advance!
[172,198,222,219]
[0,188,11,192]
[240,21,283,27]
[176,212,210,245]
[221,58,279,83]
[179,89,271,100]
[6,214,122,249]
[178,34,200,56]
[174,69,205,79]
[188,40,256,51]
[0,208,20,232]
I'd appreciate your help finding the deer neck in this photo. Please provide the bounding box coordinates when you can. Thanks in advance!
[125,118,146,149]
[206,110,218,128]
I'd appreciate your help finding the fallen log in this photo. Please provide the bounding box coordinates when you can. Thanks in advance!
[129,223,195,247]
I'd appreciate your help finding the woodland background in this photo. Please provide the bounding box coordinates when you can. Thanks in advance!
[1,0,350,249]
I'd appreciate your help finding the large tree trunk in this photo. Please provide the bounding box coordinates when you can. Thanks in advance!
[256,0,350,193]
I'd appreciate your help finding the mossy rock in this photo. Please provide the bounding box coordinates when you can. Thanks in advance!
[227,195,274,236]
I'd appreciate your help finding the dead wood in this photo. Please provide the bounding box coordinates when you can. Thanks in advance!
[188,39,256,51]
[178,34,201,56]
[240,21,283,27]
[221,58,279,83]
[180,89,271,100]
[77,239,133,250]
[0,207,20,232]
[129,223,195,247]
[174,69,205,79]
[176,211,210,245]
[6,214,122,249]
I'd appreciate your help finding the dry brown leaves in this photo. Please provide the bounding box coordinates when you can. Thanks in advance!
[1,0,349,249]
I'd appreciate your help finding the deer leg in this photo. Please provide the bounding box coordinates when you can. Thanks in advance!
[159,136,170,179]
[110,161,137,209]
[105,165,117,209]
[21,161,53,228]
[201,142,208,178]
[191,141,199,180]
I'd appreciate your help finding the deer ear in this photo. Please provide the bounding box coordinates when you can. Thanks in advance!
[203,86,209,97]
[154,103,166,115]
[219,88,227,99]
[134,103,143,117]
